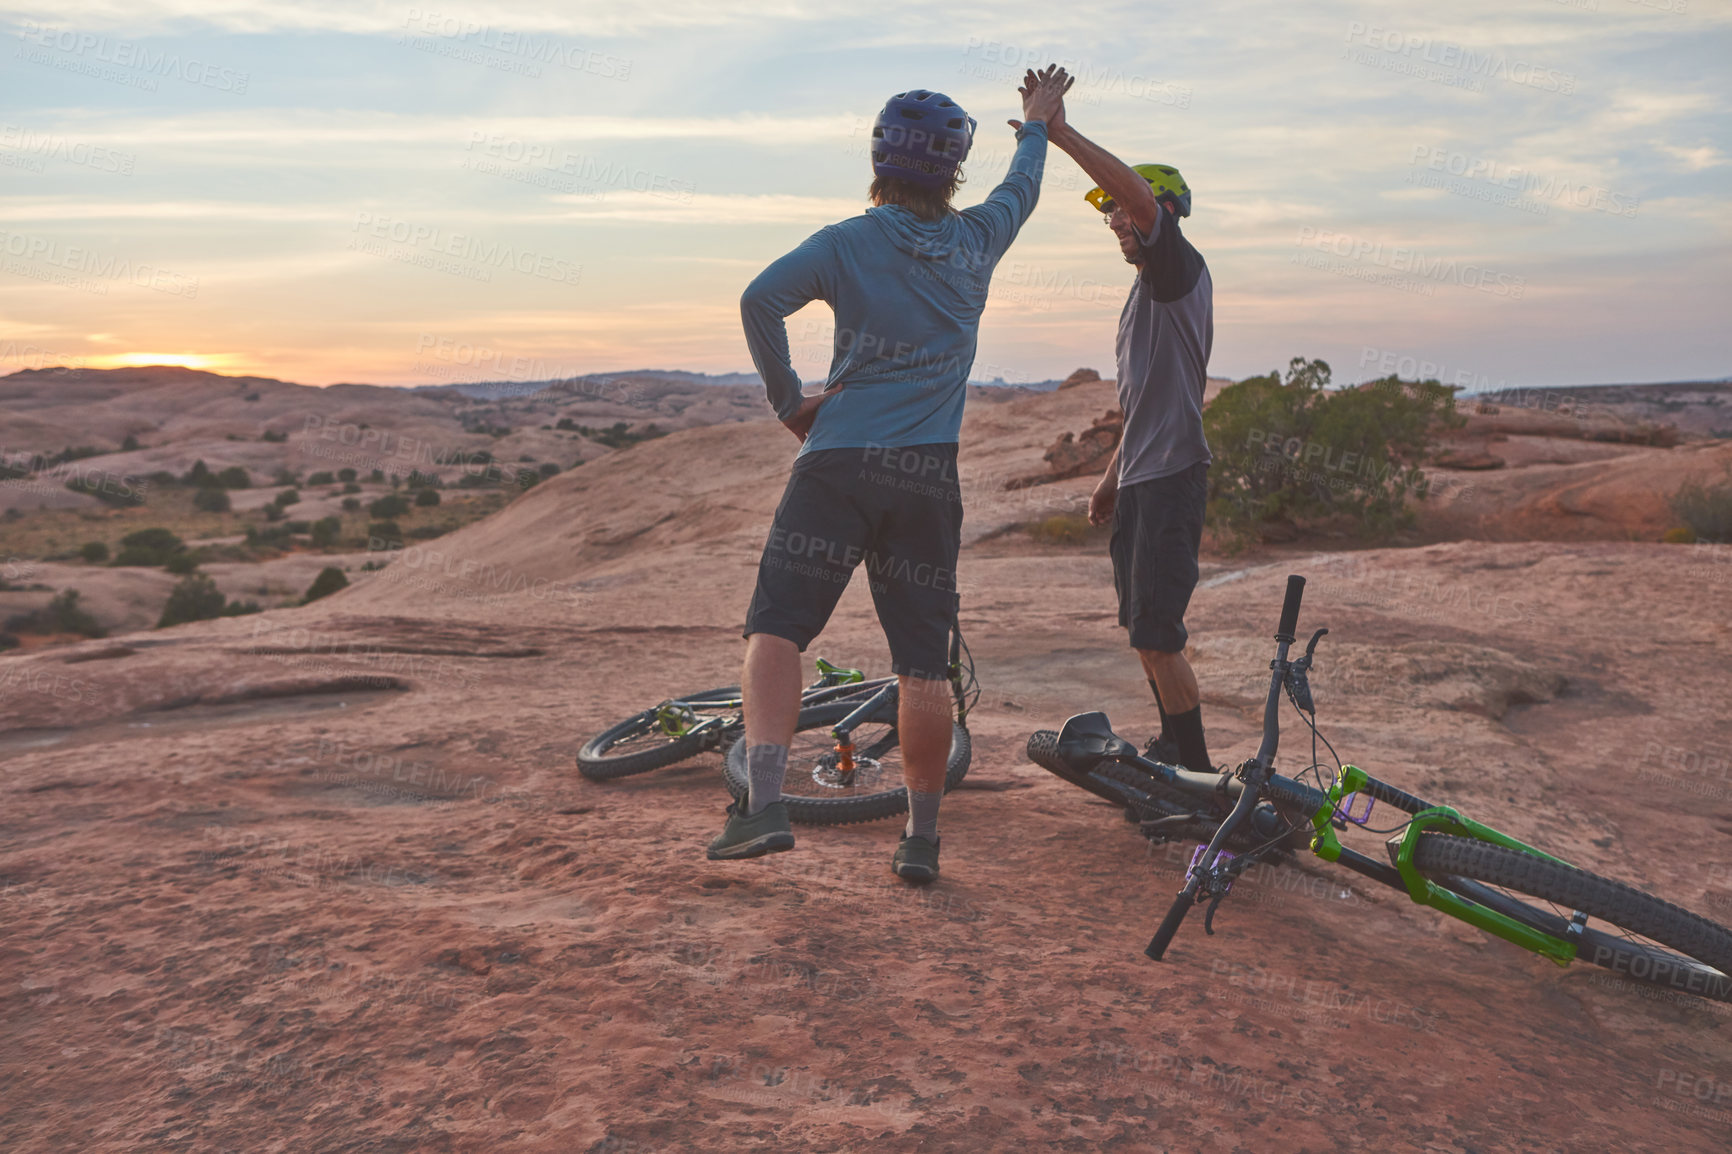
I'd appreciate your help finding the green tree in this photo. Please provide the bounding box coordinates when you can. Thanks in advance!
[1202,357,1461,544]
[157,574,226,628]
[193,487,231,513]
[303,566,349,604]
[1669,468,1732,542]
[217,466,252,489]
[310,516,343,547]
[114,527,185,566]
[337,467,357,483]
[368,493,410,519]
[414,487,441,507]
[80,541,109,563]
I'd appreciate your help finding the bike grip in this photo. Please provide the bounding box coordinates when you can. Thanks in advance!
[1145,893,1192,960]
[1276,574,1306,640]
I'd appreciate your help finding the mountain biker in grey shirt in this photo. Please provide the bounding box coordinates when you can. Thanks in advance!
[1016,76,1216,775]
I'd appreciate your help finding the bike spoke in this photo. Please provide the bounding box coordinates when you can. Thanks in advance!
[783,721,903,798]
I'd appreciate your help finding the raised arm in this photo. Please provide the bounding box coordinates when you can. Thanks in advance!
[1041,103,1161,237]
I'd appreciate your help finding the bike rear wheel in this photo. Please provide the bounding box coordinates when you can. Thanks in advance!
[1409,833,1732,1004]
[578,687,741,781]
[724,700,970,826]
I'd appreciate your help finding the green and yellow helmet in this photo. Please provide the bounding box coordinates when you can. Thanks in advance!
[1085,163,1191,218]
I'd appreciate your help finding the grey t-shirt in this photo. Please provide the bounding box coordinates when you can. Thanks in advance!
[1114,209,1213,487]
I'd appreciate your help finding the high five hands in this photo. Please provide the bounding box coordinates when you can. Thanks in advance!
[1008,64,1073,134]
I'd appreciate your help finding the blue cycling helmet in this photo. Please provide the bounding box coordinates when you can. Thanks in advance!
[871,90,976,188]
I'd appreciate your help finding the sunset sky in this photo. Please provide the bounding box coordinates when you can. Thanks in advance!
[1,0,1727,391]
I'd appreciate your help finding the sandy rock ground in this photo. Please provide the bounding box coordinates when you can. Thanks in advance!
[3,389,1731,1152]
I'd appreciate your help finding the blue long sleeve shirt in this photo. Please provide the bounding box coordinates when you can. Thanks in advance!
[740,121,1047,455]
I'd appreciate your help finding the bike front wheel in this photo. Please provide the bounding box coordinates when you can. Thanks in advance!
[577,686,742,781]
[723,700,971,825]
[1409,833,1732,1004]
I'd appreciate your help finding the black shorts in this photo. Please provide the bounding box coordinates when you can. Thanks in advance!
[744,443,962,679]
[1110,461,1207,653]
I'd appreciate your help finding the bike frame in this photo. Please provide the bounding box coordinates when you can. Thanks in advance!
[1056,575,1595,967]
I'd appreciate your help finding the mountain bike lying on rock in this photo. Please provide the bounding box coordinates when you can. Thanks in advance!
[578,630,977,825]
[1027,574,1732,1004]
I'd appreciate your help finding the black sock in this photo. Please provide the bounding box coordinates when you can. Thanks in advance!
[1147,679,1171,740]
[1167,706,1211,774]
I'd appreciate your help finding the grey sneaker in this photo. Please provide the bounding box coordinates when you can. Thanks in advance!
[707,799,795,860]
[891,833,940,883]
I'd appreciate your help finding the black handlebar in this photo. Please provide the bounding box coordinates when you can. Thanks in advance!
[1276,574,1305,642]
[1147,574,1312,961]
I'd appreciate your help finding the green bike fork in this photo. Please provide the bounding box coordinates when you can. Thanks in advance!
[1310,766,1579,966]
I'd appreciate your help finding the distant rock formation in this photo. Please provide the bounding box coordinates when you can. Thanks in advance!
[1058,368,1102,390]
[1005,408,1123,489]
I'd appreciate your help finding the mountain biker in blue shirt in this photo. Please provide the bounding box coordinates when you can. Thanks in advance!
[708,67,1074,882]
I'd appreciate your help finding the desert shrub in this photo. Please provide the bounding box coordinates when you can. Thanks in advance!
[1202,357,1462,544]
[368,493,410,519]
[337,468,357,483]
[303,566,349,604]
[165,552,200,575]
[80,541,109,563]
[1669,469,1732,542]
[341,497,361,512]
[307,471,335,486]
[414,487,441,507]
[260,429,287,442]
[246,524,295,546]
[122,433,140,451]
[217,466,251,489]
[367,520,402,545]
[1025,513,1099,546]
[193,486,231,513]
[184,460,213,486]
[113,527,185,567]
[310,516,343,547]
[273,487,300,508]
[3,589,106,638]
[157,574,227,628]
[407,525,446,539]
